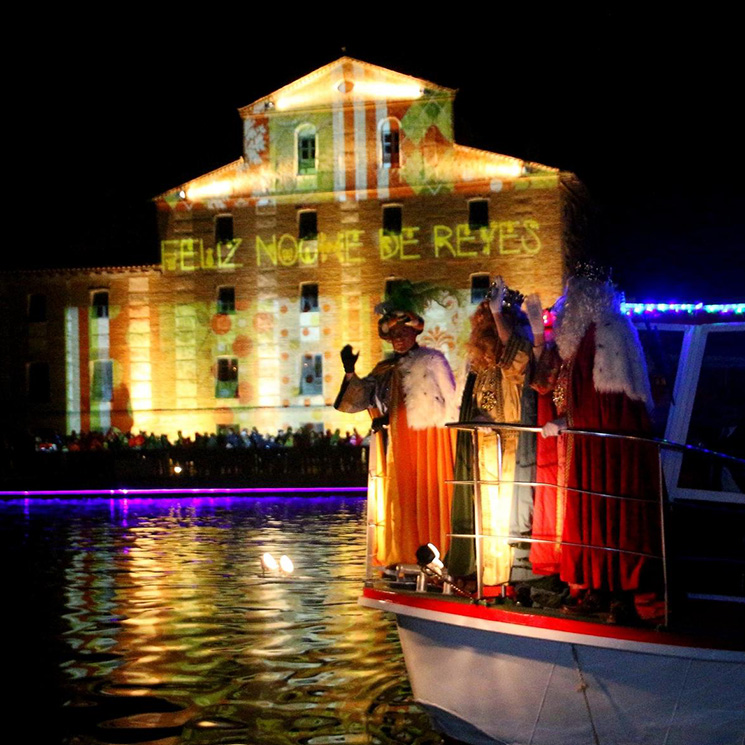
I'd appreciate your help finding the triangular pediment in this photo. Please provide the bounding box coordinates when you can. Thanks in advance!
[239,57,454,116]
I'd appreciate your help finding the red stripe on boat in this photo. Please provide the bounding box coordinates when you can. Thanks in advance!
[362,587,742,651]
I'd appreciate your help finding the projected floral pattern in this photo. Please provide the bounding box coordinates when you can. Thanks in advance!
[243,119,268,166]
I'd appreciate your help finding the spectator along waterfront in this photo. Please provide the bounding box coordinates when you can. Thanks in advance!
[1,426,370,492]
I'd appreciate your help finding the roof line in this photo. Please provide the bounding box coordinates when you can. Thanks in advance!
[1,264,161,276]
[239,56,454,114]
[154,158,245,200]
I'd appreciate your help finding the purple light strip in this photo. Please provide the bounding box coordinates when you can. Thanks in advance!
[0,485,367,498]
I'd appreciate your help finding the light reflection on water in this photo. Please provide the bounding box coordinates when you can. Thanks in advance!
[5,497,442,745]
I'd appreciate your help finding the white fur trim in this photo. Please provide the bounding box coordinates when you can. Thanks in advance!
[593,313,653,407]
[399,347,457,429]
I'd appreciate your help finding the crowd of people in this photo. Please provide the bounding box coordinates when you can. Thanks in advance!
[33,425,370,453]
[0,425,372,487]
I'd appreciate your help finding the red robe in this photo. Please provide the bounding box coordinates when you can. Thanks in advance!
[561,325,662,592]
[529,391,563,575]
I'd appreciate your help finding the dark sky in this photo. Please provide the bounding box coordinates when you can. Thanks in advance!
[11,9,743,301]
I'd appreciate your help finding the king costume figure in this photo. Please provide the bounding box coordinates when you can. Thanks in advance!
[334,282,457,567]
[537,265,662,620]
[448,277,535,587]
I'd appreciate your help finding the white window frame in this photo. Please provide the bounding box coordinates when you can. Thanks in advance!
[379,118,401,169]
[296,124,318,176]
[634,320,745,505]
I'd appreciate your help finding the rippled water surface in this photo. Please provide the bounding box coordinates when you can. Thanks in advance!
[4,497,442,745]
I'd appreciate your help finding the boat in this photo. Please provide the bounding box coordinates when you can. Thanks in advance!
[359,304,745,745]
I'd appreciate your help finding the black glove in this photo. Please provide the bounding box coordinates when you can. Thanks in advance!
[340,344,359,373]
[371,414,389,432]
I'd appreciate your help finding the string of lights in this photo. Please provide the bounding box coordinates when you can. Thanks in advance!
[621,302,745,317]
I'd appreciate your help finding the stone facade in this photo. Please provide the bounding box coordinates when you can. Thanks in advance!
[0,58,585,439]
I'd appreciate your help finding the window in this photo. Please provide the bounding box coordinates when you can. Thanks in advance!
[217,286,236,314]
[91,360,113,401]
[380,119,400,168]
[91,291,109,319]
[28,294,46,323]
[470,274,491,304]
[468,199,489,230]
[216,357,239,398]
[300,354,323,396]
[298,210,318,241]
[27,362,50,403]
[215,214,234,245]
[300,283,319,313]
[382,205,402,235]
[297,126,317,175]
[678,330,745,494]
[636,327,685,436]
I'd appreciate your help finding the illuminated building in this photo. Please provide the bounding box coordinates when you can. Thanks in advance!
[0,58,586,438]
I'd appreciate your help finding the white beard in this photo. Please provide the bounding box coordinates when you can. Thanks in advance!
[553,278,620,361]
[553,278,651,407]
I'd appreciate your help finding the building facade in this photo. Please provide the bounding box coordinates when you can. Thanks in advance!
[1,58,586,439]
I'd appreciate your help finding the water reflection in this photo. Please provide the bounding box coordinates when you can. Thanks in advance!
[4,497,442,745]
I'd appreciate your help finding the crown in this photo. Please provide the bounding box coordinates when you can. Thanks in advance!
[503,287,525,309]
[574,260,612,283]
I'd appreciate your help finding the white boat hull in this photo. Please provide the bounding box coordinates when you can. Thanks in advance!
[361,589,745,745]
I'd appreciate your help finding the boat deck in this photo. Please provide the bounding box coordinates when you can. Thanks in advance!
[363,580,745,653]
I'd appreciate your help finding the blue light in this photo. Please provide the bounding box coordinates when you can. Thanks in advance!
[621,302,745,317]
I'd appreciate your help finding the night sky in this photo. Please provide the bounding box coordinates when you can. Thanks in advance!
[12,9,743,301]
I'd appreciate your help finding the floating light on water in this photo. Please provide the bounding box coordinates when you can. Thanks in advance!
[261,552,278,575]
[260,552,294,577]
[279,555,294,575]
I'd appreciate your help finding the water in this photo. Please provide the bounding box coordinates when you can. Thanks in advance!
[3,497,442,745]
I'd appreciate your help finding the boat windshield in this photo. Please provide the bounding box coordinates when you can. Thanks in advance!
[634,319,745,504]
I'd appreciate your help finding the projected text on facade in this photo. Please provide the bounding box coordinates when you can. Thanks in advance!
[161,220,543,272]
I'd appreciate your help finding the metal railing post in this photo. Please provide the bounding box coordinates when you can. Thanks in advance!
[472,428,484,600]
[658,443,669,627]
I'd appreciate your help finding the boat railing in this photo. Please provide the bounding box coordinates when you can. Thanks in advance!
[363,421,743,627]
[442,421,745,625]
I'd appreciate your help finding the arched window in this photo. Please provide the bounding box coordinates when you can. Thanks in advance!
[296,124,317,175]
[380,118,401,168]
